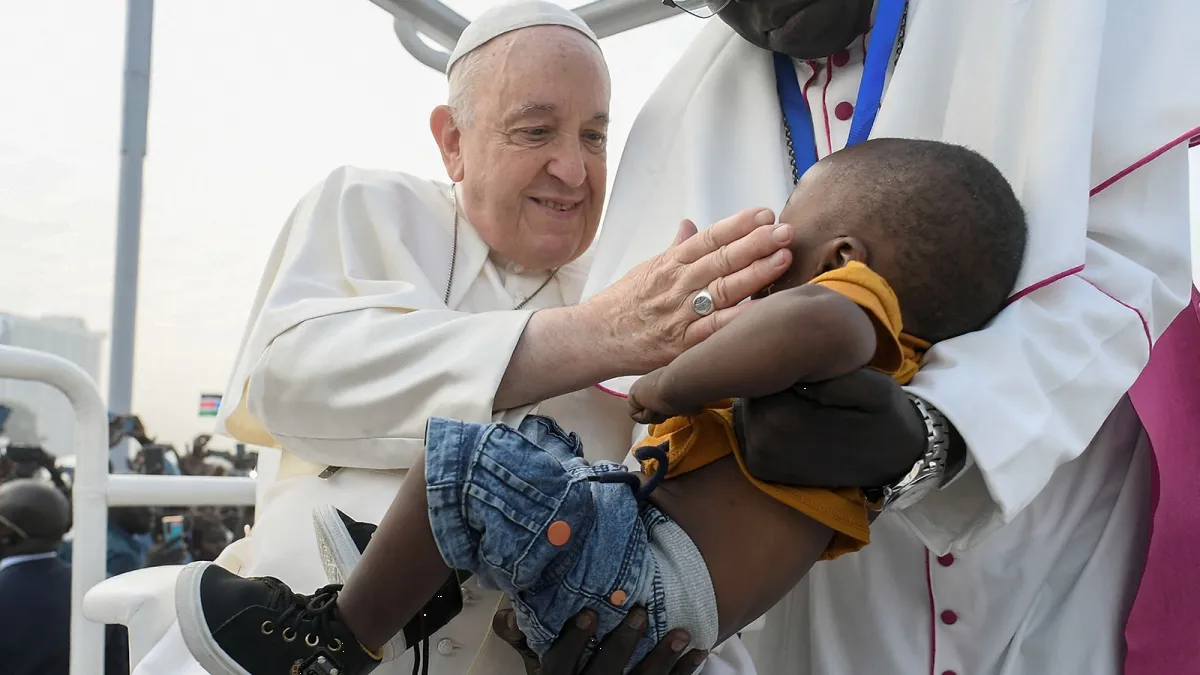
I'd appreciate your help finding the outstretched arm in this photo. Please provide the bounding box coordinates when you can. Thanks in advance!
[628,285,877,423]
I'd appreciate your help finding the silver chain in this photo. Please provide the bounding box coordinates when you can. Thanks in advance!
[444,186,459,305]
[784,3,909,184]
[895,2,908,66]
[445,184,558,310]
[784,122,800,185]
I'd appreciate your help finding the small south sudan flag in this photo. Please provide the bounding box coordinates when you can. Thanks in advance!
[199,394,222,417]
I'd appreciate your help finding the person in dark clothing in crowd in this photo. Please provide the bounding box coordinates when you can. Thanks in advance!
[60,506,159,577]
[188,511,233,563]
[0,478,129,675]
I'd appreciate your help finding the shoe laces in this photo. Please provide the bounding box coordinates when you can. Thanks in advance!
[262,581,345,648]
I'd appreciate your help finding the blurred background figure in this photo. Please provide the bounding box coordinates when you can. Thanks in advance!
[58,506,182,577]
[186,509,233,562]
[0,478,128,675]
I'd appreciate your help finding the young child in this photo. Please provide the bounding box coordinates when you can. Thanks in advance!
[173,138,1027,675]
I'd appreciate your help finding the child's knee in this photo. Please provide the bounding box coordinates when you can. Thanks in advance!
[425,419,597,592]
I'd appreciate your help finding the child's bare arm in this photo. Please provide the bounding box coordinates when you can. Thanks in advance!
[629,286,877,422]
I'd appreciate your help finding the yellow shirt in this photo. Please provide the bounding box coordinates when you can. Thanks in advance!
[636,262,928,559]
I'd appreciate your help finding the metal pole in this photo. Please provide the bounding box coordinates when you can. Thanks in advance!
[573,0,678,40]
[371,0,467,49]
[393,15,451,73]
[376,0,680,75]
[107,0,154,472]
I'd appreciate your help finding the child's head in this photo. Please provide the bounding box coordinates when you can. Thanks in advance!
[773,138,1028,342]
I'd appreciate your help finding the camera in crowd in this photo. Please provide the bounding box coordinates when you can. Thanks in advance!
[138,506,248,564]
[0,443,71,496]
[135,443,174,476]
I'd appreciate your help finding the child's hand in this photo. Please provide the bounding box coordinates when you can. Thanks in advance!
[628,371,676,425]
[628,397,671,426]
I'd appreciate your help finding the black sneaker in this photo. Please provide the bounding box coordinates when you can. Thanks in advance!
[175,561,381,675]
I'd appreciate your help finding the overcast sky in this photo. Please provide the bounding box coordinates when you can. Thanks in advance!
[1,1,1197,449]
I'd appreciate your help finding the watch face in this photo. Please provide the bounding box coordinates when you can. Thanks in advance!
[883,471,941,512]
[887,489,926,512]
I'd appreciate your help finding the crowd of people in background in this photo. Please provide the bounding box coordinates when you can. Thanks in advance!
[0,409,253,675]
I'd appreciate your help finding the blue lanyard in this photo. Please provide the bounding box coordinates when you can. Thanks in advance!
[773,0,908,182]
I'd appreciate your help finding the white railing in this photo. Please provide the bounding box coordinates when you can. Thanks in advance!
[0,344,256,675]
[369,0,679,73]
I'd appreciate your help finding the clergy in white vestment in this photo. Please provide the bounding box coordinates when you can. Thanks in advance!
[560,1,1198,675]
[102,3,795,674]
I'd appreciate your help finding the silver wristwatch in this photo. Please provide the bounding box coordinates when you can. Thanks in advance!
[875,394,953,512]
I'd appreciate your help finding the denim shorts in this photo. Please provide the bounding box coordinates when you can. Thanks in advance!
[424,415,717,668]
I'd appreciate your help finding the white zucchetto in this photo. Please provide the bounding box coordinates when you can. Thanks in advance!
[446,0,599,74]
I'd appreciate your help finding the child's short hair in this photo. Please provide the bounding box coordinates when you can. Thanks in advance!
[826,138,1028,342]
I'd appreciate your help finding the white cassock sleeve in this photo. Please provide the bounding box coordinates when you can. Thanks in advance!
[216,166,535,470]
[898,0,1197,553]
[902,145,1192,552]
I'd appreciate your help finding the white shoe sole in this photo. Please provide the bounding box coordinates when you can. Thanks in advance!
[312,504,361,584]
[311,504,405,660]
[175,561,252,675]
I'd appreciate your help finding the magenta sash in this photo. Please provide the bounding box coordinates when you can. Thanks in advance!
[1125,285,1200,672]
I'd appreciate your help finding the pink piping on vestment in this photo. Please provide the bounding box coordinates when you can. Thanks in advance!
[1081,278,1152,346]
[1003,265,1085,308]
[594,382,627,399]
[801,59,822,154]
[1003,125,1200,306]
[820,58,835,156]
[925,551,938,675]
[1091,126,1200,197]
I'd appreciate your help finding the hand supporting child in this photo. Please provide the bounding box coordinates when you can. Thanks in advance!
[491,605,708,675]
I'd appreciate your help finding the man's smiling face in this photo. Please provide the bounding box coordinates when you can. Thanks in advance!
[718,0,875,59]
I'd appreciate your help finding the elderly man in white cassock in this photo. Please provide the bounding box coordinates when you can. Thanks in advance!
[486,0,1197,674]
[115,3,793,675]
[106,0,1198,673]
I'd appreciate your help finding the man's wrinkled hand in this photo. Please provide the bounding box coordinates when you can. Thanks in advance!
[737,368,927,487]
[586,209,792,374]
[492,605,707,675]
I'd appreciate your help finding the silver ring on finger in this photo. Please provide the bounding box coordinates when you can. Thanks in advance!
[691,288,715,317]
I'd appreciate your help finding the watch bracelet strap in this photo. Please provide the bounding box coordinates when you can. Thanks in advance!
[861,395,929,504]
[942,413,968,484]
[915,394,954,490]
[868,394,952,510]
